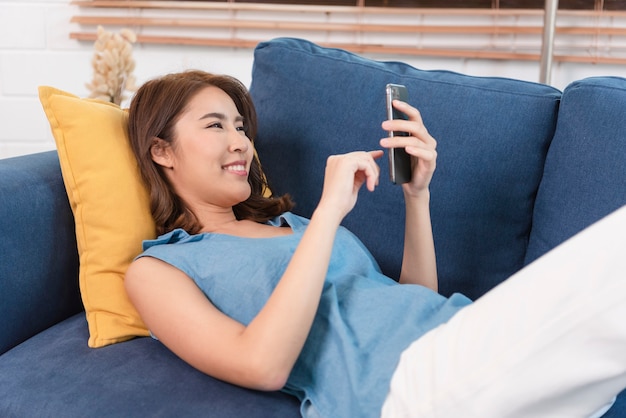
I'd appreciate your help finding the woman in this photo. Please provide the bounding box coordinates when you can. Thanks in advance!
[126,70,625,417]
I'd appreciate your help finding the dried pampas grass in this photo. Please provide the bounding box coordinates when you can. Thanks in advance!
[86,26,137,105]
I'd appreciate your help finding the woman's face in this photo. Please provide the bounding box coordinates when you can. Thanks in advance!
[156,85,254,211]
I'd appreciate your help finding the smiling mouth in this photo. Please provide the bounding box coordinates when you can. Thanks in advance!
[223,164,246,172]
[222,163,248,176]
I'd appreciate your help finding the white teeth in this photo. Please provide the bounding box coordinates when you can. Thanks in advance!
[224,165,245,172]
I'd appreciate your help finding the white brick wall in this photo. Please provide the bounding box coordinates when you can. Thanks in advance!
[0,0,257,158]
[1,0,625,159]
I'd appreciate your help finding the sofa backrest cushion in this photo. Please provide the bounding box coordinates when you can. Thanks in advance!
[0,152,83,355]
[525,76,626,265]
[250,38,561,299]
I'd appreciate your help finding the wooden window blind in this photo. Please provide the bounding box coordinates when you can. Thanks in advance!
[139,0,626,9]
[69,1,626,65]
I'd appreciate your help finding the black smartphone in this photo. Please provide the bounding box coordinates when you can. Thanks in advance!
[385,83,412,184]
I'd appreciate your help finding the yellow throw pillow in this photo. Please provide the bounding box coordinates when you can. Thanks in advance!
[38,86,153,348]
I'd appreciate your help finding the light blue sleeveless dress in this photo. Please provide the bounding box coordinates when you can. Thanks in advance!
[139,212,472,418]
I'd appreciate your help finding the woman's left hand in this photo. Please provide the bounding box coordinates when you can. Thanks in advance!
[380,100,437,198]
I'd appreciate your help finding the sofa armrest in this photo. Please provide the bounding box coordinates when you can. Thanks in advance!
[0,151,82,355]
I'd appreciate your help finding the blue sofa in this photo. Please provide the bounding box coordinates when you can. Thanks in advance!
[0,38,624,417]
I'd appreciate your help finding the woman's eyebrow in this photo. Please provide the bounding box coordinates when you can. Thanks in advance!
[199,112,225,121]
[198,113,244,123]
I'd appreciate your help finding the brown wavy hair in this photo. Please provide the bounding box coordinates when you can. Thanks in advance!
[128,70,294,235]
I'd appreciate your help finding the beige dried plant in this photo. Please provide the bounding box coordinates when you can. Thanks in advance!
[86,26,138,105]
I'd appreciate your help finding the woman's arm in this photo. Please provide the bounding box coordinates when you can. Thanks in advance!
[400,190,437,291]
[125,150,382,391]
[380,100,438,291]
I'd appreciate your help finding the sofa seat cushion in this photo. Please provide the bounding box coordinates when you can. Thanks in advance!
[0,314,299,417]
[0,316,623,418]
[250,37,562,300]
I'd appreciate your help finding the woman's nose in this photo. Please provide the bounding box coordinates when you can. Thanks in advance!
[229,130,249,153]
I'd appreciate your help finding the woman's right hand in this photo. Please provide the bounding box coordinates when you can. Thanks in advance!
[317,150,383,221]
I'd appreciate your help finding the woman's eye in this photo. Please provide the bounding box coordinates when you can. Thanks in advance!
[236,125,246,132]
[206,122,222,129]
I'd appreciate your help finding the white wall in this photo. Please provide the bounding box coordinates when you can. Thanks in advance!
[1,0,626,159]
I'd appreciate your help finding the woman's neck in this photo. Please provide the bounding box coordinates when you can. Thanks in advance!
[198,208,239,234]
[200,211,292,238]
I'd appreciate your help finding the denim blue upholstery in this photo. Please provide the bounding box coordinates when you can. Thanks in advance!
[525,76,626,265]
[250,38,561,300]
[0,38,623,416]
[0,152,82,355]
[0,313,299,417]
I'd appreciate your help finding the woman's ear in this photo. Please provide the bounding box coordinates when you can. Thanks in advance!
[150,137,173,168]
